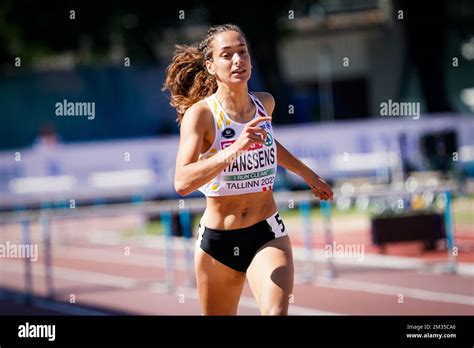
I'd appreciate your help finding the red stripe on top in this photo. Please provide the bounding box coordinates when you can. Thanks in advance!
[253,95,266,111]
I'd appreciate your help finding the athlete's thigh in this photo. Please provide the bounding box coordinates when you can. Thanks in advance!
[194,247,246,315]
[246,235,294,315]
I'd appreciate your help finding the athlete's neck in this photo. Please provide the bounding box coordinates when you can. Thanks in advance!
[215,85,253,123]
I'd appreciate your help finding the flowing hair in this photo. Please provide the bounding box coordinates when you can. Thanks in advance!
[162,24,245,125]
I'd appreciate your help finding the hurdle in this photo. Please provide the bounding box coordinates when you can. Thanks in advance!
[444,190,457,274]
[321,200,337,278]
[299,200,314,282]
[160,210,175,292]
[0,183,458,307]
[20,216,33,305]
[40,206,54,300]
[178,208,195,288]
[330,185,458,275]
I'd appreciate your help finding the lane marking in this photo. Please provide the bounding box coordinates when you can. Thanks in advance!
[314,277,474,306]
[48,242,474,278]
[157,285,339,316]
[1,260,338,315]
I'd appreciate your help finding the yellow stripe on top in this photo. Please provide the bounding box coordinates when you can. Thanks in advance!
[212,99,227,130]
[212,100,224,129]
[212,99,219,115]
[217,111,225,130]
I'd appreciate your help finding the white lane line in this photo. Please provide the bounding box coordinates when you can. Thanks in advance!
[158,285,339,316]
[77,234,474,277]
[2,259,338,315]
[4,247,473,308]
[50,245,474,303]
[52,243,474,278]
[293,247,474,276]
[33,298,111,316]
[52,246,190,268]
[315,277,474,306]
[3,259,138,289]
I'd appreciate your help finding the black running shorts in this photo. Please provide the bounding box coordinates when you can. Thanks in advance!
[196,211,287,273]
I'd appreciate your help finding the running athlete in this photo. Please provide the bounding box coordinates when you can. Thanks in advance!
[162,24,333,315]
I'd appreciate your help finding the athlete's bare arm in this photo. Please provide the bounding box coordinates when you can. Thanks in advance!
[174,102,271,196]
[254,92,333,200]
[276,140,333,200]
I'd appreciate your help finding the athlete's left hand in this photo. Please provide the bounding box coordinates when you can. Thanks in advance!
[304,173,333,201]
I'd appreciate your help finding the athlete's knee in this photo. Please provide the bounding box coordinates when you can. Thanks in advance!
[260,303,288,316]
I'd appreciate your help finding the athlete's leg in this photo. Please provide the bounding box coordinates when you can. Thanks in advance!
[194,246,246,315]
[246,235,294,315]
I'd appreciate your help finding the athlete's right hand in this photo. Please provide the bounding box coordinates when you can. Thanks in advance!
[233,116,272,151]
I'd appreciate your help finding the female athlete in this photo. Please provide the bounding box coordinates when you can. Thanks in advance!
[163,24,333,315]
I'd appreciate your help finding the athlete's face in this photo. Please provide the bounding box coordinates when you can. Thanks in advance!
[206,31,251,85]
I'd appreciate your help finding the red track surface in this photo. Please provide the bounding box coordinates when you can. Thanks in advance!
[1,227,472,316]
[0,211,472,316]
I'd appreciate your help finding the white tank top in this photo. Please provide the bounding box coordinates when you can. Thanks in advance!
[198,93,277,197]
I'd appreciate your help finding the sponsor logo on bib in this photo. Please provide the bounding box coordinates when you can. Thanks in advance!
[222,128,235,138]
[265,133,273,146]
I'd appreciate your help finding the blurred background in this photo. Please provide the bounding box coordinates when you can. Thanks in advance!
[0,0,473,316]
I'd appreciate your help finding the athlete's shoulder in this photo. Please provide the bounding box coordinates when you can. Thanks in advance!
[181,99,213,131]
[252,92,275,115]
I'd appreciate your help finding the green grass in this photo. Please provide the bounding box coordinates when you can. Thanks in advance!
[122,216,203,237]
[279,206,369,220]
[453,211,474,225]
[122,220,164,237]
[280,196,473,225]
[452,196,474,226]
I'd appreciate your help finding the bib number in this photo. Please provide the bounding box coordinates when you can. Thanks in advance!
[274,213,285,233]
[260,176,274,186]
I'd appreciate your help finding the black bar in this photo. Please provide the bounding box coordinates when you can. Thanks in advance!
[0,315,472,346]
